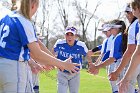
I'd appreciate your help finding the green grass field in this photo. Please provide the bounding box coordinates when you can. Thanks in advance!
[39,68,112,93]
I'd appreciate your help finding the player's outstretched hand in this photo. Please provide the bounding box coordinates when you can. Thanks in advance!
[42,64,55,71]
[109,71,119,81]
[58,57,80,74]
[88,63,99,75]
[118,78,131,93]
[29,60,44,74]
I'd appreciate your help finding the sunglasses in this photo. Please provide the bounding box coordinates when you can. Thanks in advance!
[66,27,77,31]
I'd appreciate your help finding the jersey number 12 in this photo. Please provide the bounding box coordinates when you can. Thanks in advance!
[0,23,10,48]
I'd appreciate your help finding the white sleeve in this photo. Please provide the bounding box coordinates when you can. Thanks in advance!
[137,29,140,45]
[100,39,107,54]
[128,26,136,44]
[18,18,37,43]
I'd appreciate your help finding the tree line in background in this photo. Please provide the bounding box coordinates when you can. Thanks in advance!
[2,0,126,68]
[3,0,125,53]
[33,0,105,50]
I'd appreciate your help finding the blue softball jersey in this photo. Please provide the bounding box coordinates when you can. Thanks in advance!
[100,38,108,54]
[0,11,37,61]
[54,39,88,72]
[101,35,114,61]
[109,33,122,60]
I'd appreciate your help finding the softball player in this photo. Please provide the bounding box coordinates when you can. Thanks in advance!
[99,24,118,93]
[0,0,79,92]
[118,0,140,92]
[52,26,91,93]
[99,24,114,62]
[89,20,126,93]
[109,3,139,93]
[89,23,119,92]
[89,23,114,72]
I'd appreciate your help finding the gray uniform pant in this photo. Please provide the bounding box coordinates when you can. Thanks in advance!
[124,64,140,93]
[108,59,124,92]
[0,58,34,93]
[57,70,80,93]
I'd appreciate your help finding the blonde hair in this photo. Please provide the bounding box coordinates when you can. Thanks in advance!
[20,0,38,19]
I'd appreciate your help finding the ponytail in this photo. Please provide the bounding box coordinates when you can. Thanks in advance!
[122,32,127,54]
[20,0,31,19]
[118,21,127,54]
[118,20,127,54]
[19,0,38,19]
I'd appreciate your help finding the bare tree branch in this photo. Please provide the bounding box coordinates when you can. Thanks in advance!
[57,0,69,29]
[85,1,101,31]
[73,0,101,46]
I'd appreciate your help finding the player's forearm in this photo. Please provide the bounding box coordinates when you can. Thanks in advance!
[28,42,61,66]
[115,51,133,74]
[33,50,60,66]
[96,57,115,69]
[95,54,102,65]
[124,50,140,79]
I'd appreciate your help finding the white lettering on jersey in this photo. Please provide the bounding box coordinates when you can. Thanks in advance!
[0,23,10,48]
[59,50,81,59]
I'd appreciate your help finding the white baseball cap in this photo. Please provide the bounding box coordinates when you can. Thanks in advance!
[98,24,122,32]
[98,24,110,32]
[125,4,132,12]
[65,27,77,35]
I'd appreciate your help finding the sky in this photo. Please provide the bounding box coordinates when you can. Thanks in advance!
[88,0,130,21]
[0,0,131,22]
[0,0,132,40]
[80,0,131,40]
[63,0,131,40]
